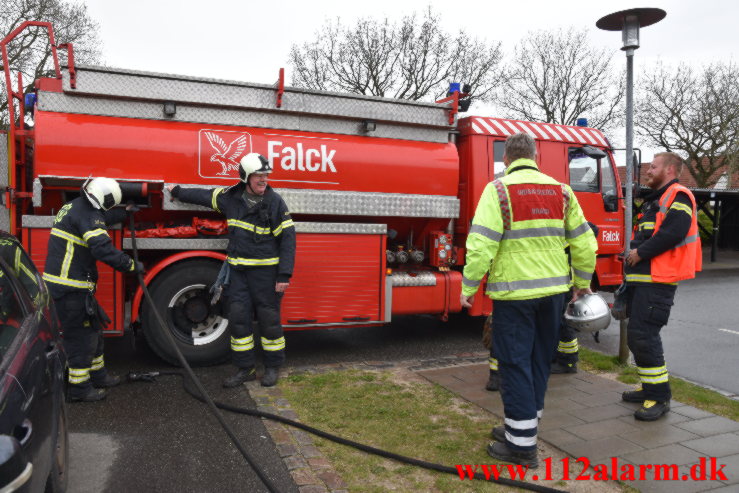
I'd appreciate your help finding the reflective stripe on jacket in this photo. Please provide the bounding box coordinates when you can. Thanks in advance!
[43,197,134,297]
[174,183,296,281]
[650,183,702,283]
[462,159,597,301]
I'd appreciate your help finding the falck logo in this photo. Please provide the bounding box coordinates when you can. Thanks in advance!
[198,129,252,178]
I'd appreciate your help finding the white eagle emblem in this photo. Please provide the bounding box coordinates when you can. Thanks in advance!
[204,132,249,175]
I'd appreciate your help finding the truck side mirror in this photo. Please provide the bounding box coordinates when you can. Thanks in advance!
[581,145,607,159]
[602,189,619,212]
[0,435,33,491]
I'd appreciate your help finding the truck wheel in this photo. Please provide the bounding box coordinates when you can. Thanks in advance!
[142,260,230,366]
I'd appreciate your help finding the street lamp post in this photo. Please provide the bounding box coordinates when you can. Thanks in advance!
[597,8,666,363]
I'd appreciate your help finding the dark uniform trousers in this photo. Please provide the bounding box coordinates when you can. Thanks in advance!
[493,293,564,452]
[626,283,676,402]
[555,291,578,365]
[228,265,285,369]
[57,291,109,398]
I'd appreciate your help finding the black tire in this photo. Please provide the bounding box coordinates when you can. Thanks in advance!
[45,401,68,493]
[142,259,230,366]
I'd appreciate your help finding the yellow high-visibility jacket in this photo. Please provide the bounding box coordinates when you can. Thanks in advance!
[462,159,597,301]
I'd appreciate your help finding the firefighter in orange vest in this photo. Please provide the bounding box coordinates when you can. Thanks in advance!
[622,152,702,421]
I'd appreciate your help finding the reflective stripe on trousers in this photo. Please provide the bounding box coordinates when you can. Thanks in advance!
[638,365,669,384]
[557,339,578,354]
[69,367,90,384]
[231,335,255,351]
[90,355,105,372]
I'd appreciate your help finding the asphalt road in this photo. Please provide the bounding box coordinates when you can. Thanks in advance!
[66,315,488,493]
[67,336,299,493]
[67,267,738,492]
[580,267,739,398]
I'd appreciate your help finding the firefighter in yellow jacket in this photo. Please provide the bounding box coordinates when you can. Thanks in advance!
[460,133,597,467]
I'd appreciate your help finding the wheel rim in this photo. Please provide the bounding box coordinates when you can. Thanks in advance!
[167,283,229,346]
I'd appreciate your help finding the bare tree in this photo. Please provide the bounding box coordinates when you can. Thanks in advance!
[1,0,102,128]
[637,62,739,188]
[289,8,502,104]
[496,28,624,133]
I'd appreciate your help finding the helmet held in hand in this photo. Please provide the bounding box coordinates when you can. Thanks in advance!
[564,293,611,333]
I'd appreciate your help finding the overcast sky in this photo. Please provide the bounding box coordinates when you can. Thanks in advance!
[83,0,737,159]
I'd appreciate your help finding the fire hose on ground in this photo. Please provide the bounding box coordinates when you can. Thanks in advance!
[126,210,566,493]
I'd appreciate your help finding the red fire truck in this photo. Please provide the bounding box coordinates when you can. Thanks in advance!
[2,23,624,365]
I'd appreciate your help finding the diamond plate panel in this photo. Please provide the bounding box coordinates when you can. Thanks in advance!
[295,223,386,234]
[22,215,122,230]
[118,223,383,250]
[164,184,459,218]
[121,238,228,250]
[40,91,450,144]
[391,271,437,287]
[22,215,54,228]
[61,65,451,128]
[0,138,8,232]
[32,178,42,207]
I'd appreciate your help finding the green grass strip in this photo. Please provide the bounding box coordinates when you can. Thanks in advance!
[579,348,739,421]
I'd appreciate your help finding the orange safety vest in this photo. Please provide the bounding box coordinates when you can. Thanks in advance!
[650,183,702,283]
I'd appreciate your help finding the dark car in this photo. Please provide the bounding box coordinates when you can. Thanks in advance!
[0,231,67,492]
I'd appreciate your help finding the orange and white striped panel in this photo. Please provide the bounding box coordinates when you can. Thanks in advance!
[464,117,608,147]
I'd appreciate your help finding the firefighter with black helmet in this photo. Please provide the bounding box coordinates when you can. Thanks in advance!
[43,177,143,402]
[168,153,296,388]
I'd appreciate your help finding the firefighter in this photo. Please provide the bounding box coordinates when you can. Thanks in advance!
[622,152,701,421]
[482,315,499,391]
[551,222,600,374]
[460,133,597,467]
[168,153,296,388]
[43,178,142,402]
[551,300,579,373]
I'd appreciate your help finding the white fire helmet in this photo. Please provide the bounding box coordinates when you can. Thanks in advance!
[84,177,122,211]
[239,153,272,182]
[564,293,612,333]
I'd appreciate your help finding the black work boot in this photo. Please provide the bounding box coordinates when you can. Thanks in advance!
[261,367,279,387]
[93,374,121,388]
[69,387,107,403]
[550,361,577,374]
[490,425,505,442]
[485,370,500,391]
[223,367,256,388]
[622,387,646,403]
[487,441,538,468]
[634,400,670,421]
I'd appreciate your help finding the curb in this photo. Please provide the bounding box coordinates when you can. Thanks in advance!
[247,382,349,493]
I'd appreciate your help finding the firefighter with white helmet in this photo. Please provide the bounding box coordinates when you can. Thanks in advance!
[44,177,143,402]
[460,133,597,467]
[168,153,296,388]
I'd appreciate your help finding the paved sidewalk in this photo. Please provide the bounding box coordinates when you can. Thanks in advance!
[418,363,739,492]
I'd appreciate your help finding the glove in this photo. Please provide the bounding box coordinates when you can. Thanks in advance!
[131,260,146,275]
[611,283,628,320]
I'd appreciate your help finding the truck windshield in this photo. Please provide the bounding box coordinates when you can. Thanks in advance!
[568,148,599,193]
